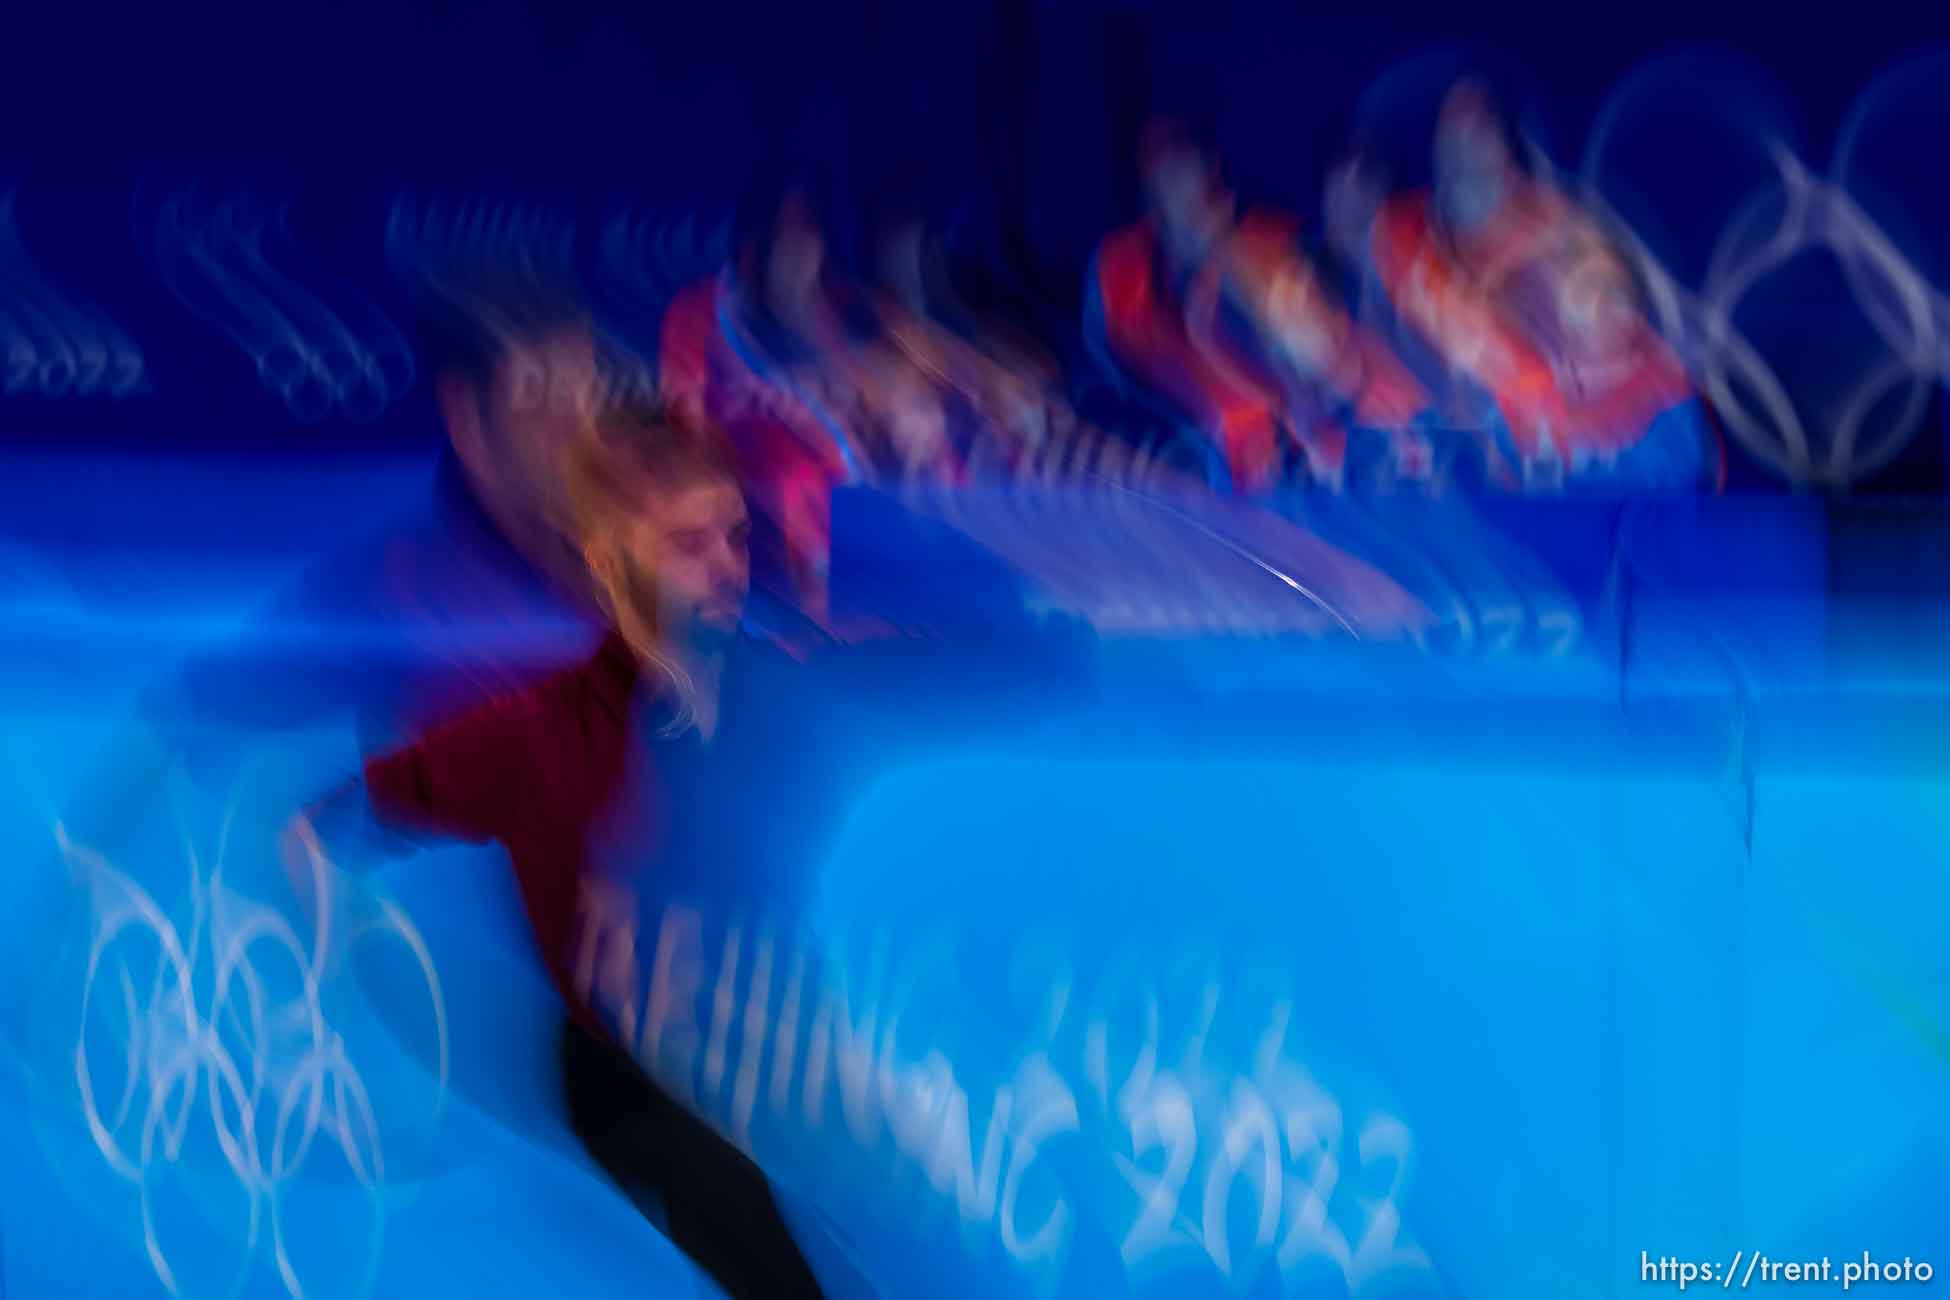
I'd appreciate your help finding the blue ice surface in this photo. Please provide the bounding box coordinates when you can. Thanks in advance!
[1,446,1944,1300]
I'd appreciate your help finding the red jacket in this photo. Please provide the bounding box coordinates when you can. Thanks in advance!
[344,629,884,1043]
[358,632,649,1038]
[1097,222,1285,490]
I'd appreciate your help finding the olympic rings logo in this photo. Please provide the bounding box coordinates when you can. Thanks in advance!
[1566,146,1940,490]
[59,817,447,1300]
[1541,50,1950,491]
[149,188,416,425]
[1,190,147,400]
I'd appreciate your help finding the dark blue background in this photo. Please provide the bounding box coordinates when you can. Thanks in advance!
[0,1,1939,487]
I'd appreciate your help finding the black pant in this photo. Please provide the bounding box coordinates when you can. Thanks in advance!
[560,1018,827,1299]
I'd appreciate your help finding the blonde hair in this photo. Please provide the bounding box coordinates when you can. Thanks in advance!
[562,399,742,734]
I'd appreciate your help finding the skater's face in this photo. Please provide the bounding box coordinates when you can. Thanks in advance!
[615,475,752,650]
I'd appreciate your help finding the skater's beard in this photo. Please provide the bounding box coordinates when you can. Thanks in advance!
[614,555,735,660]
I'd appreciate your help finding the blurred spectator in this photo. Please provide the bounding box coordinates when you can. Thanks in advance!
[1093,121,1290,492]
[869,210,1179,485]
[1193,189,1439,489]
[1367,82,1720,492]
[1093,121,1454,493]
